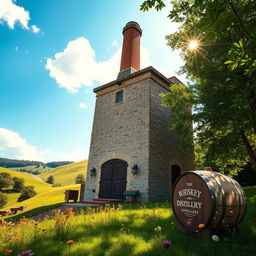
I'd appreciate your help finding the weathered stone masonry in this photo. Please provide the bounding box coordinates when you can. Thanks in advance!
[83,21,193,202]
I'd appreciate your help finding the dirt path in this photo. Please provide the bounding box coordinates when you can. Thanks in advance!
[32,175,44,182]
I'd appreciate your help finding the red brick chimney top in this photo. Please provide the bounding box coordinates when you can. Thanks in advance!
[118,21,142,79]
[122,21,142,35]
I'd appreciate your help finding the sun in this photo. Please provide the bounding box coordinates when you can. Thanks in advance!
[188,40,199,51]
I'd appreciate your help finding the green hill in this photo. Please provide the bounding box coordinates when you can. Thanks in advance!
[40,160,88,186]
[11,165,53,174]
[0,167,80,215]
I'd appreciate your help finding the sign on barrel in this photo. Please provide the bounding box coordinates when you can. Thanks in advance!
[172,171,247,232]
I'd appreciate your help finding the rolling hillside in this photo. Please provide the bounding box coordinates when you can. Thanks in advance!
[0,166,51,208]
[0,167,80,214]
[40,160,88,186]
[11,165,53,174]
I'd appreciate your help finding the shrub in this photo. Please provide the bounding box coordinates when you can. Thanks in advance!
[75,174,85,184]
[0,192,8,208]
[13,177,25,192]
[0,172,13,191]
[46,175,54,184]
[17,186,37,202]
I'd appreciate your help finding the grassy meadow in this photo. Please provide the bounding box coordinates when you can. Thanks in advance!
[0,167,80,216]
[0,186,255,256]
[40,160,87,186]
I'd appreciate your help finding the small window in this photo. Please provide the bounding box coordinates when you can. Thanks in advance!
[115,90,124,103]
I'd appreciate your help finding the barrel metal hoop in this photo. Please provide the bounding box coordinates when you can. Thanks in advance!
[208,172,227,228]
[228,176,247,225]
[196,171,217,228]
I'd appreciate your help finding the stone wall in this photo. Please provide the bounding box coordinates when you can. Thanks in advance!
[84,75,152,202]
[148,79,194,201]
[83,68,194,202]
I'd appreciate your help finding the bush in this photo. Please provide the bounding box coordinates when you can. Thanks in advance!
[12,177,25,192]
[17,186,37,202]
[0,172,13,191]
[46,175,54,184]
[0,193,8,208]
[75,174,85,184]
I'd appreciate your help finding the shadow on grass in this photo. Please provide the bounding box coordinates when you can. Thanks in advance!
[1,189,17,194]
[3,188,256,256]
[4,202,63,221]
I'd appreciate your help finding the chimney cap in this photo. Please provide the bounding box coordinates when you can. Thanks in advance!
[123,21,142,35]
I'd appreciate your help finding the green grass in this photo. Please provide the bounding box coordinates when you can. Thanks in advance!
[0,167,80,216]
[40,160,88,186]
[0,186,255,256]
[0,166,51,207]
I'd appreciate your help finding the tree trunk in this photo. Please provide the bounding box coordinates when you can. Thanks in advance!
[240,130,256,169]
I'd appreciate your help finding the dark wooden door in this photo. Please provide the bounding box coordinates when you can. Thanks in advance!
[171,165,181,186]
[99,159,127,199]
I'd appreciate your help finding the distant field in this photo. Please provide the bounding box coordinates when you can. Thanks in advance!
[0,167,80,215]
[11,165,52,174]
[40,160,88,186]
[0,167,51,207]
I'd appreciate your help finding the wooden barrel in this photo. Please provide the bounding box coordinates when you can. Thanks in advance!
[172,171,247,232]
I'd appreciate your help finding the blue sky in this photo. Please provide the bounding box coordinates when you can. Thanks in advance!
[0,0,184,162]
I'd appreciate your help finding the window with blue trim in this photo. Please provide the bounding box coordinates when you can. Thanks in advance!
[115,90,124,103]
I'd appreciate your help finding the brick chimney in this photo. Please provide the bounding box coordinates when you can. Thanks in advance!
[117,21,142,79]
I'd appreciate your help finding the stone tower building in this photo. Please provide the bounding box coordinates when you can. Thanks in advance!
[83,21,193,202]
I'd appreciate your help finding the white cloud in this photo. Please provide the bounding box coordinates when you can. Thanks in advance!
[31,24,39,33]
[58,148,87,162]
[0,128,43,161]
[15,46,18,51]
[79,103,87,109]
[111,39,118,47]
[45,37,151,93]
[0,0,40,32]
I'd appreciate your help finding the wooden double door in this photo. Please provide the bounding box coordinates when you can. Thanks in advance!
[99,159,128,199]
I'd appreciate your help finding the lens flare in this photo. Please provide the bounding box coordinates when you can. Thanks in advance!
[188,40,199,51]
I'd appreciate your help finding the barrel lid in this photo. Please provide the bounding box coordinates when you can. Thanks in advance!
[172,171,215,232]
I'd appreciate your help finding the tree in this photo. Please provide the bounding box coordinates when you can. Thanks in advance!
[0,172,13,191]
[17,186,37,202]
[46,175,54,184]
[12,177,25,192]
[141,0,256,175]
[0,193,8,208]
[75,174,85,184]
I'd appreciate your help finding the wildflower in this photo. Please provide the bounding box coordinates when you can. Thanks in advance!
[4,249,13,253]
[161,240,171,249]
[67,240,75,245]
[17,250,34,256]
[154,226,162,231]
[211,235,219,242]
[198,223,205,228]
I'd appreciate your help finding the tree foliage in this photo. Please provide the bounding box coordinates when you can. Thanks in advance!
[17,186,37,202]
[75,174,85,184]
[0,172,13,191]
[141,0,256,175]
[12,177,25,192]
[0,193,8,209]
[0,157,43,168]
[46,175,54,184]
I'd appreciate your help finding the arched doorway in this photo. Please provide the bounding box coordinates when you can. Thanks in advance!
[171,165,181,186]
[99,159,128,199]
